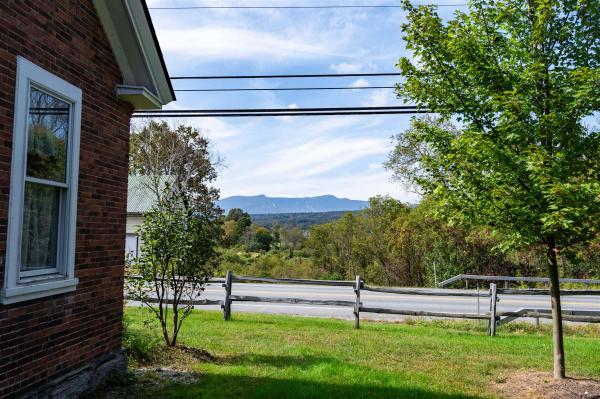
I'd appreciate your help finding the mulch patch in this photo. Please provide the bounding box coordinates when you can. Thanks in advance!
[494,372,600,399]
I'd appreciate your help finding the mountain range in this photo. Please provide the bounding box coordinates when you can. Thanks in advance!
[218,195,369,214]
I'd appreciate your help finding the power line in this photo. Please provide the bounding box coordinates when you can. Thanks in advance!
[174,86,396,92]
[131,110,428,118]
[132,105,429,118]
[170,72,403,80]
[134,105,419,113]
[149,3,466,10]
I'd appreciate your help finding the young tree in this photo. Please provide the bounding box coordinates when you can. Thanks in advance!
[127,191,221,346]
[387,0,600,378]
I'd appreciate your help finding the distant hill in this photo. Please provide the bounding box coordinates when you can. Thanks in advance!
[218,195,368,214]
[251,211,358,230]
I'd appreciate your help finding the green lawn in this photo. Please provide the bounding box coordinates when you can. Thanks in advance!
[122,308,600,399]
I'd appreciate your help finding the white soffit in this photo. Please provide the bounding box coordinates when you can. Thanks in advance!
[93,0,175,109]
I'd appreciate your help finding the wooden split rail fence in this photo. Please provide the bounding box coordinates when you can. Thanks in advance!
[218,272,600,335]
[126,272,600,335]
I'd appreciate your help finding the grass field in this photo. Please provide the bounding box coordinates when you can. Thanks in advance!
[120,308,600,399]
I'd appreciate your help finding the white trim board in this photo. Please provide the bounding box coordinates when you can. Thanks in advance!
[2,56,82,305]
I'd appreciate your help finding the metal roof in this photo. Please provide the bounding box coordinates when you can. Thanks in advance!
[127,175,172,214]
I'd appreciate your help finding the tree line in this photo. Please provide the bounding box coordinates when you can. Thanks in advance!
[216,198,600,287]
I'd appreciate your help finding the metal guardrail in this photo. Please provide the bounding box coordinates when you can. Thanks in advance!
[438,274,600,288]
[497,288,600,296]
[497,309,600,326]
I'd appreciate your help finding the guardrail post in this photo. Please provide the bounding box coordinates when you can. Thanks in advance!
[488,283,497,336]
[354,276,361,329]
[222,270,233,320]
[476,283,480,316]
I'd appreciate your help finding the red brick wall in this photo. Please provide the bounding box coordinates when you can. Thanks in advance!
[0,1,133,397]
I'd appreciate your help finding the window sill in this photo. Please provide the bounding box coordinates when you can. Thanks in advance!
[1,276,78,304]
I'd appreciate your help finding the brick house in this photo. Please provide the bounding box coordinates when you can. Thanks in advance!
[0,1,174,397]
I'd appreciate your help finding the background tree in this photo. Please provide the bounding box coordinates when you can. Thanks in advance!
[127,191,221,346]
[222,208,252,247]
[387,0,600,378]
[248,226,275,252]
[279,226,305,257]
[130,120,221,217]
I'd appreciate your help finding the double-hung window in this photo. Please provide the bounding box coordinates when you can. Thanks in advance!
[1,57,81,304]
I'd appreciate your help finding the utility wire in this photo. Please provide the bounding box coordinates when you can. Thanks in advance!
[174,86,396,92]
[132,106,428,118]
[131,110,429,118]
[134,105,420,113]
[149,4,466,10]
[170,72,403,80]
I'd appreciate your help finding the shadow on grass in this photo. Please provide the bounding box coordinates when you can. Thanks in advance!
[219,353,342,368]
[143,353,484,399]
[156,372,485,399]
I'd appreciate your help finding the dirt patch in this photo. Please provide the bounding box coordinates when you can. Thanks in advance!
[132,344,218,368]
[495,372,600,399]
[86,346,215,399]
[177,345,218,362]
[85,368,202,399]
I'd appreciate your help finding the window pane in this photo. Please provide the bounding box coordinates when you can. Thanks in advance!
[125,234,139,259]
[27,88,70,182]
[21,182,60,272]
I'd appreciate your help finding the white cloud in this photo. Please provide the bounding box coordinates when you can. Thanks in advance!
[275,103,301,122]
[247,136,391,179]
[157,27,341,60]
[349,78,370,88]
[297,117,360,135]
[329,62,378,74]
[361,89,398,107]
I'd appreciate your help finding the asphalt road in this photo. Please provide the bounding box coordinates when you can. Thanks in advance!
[191,282,600,322]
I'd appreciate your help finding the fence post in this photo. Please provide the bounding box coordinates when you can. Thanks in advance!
[354,276,361,329]
[488,283,497,336]
[222,270,233,320]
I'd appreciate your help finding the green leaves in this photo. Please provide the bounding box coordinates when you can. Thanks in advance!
[387,0,600,252]
[127,190,221,346]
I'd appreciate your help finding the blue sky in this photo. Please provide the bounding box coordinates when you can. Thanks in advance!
[146,1,465,201]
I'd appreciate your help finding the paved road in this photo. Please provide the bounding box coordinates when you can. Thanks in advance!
[192,282,600,322]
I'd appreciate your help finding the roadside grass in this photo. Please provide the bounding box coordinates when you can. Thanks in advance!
[121,308,600,399]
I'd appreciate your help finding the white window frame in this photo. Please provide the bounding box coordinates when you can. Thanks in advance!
[125,234,140,259]
[1,56,81,304]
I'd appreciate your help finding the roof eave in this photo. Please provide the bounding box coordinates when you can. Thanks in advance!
[117,85,163,109]
[93,0,175,110]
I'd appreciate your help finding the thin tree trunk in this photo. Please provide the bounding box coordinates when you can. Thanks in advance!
[547,237,566,379]
[171,307,178,347]
[160,318,170,346]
